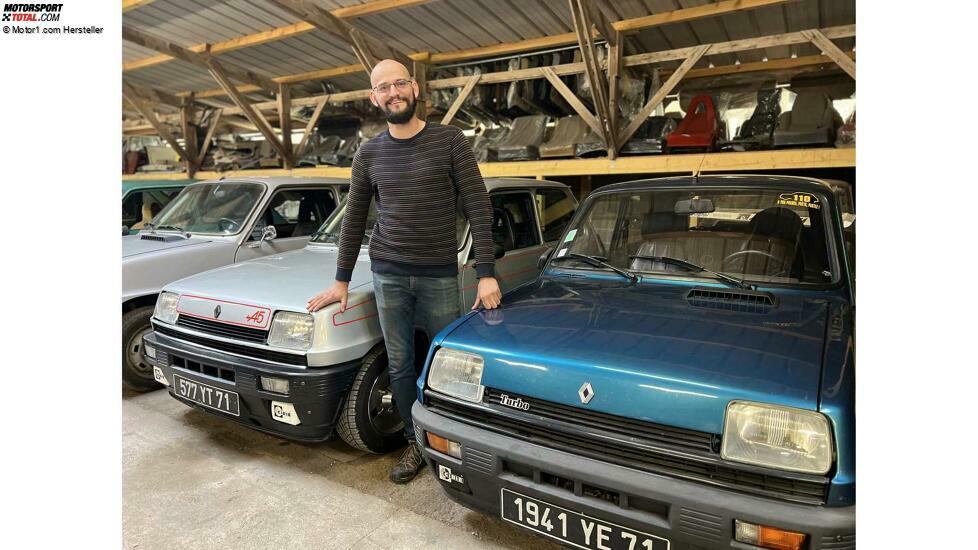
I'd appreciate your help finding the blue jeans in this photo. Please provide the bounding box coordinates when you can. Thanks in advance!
[372,272,460,440]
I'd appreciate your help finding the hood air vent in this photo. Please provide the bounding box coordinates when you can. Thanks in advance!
[686,288,776,313]
[140,233,185,243]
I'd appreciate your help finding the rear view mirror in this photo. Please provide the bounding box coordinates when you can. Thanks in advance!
[675,198,715,214]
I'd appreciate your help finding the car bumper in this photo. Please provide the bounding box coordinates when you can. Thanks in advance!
[143,330,359,442]
[413,402,855,550]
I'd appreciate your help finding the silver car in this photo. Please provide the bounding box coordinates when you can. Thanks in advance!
[122,176,349,391]
[142,178,577,452]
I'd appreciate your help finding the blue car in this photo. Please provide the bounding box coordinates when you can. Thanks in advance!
[413,175,855,550]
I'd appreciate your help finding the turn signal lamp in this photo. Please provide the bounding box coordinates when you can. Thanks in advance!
[734,520,806,550]
[426,432,462,459]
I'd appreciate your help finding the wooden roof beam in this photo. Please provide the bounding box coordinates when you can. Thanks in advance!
[127,24,855,130]
[123,0,791,75]
[123,83,188,160]
[122,0,157,12]
[803,29,855,79]
[122,25,278,94]
[570,0,614,150]
[267,0,413,74]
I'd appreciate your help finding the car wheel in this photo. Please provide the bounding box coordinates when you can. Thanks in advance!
[337,344,406,454]
[122,306,161,392]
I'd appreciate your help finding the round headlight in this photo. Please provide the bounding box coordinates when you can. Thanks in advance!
[267,311,315,351]
[153,292,180,324]
[721,401,833,474]
[427,348,485,402]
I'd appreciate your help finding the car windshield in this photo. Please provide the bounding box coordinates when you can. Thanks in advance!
[310,199,468,249]
[151,182,264,235]
[555,187,838,285]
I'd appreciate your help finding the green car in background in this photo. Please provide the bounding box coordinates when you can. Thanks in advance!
[123,179,195,234]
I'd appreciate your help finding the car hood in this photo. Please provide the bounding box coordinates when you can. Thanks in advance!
[164,244,373,313]
[440,277,832,435]
[122,233,218,258]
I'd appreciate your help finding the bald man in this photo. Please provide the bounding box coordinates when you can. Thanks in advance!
[308,59,501,483]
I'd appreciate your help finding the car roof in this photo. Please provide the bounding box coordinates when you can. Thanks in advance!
[122,179,195,194]
[484,177,570,191]
[596,174,844,195]
[191,176,350,189]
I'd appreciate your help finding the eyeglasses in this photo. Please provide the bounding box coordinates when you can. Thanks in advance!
[371,79,413,95]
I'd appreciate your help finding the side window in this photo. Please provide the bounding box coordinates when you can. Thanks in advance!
[253,188,336,240]
[490,192,540,252]
[535,189,576,242]
[124,189,169,229]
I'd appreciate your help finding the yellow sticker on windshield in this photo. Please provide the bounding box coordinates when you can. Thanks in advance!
[777,192,821,210]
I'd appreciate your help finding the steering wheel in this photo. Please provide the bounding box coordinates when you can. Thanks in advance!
[720,249,790,278]
[218,217,239,232]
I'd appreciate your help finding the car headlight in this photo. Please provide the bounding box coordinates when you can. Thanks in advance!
[267,311,315,351]
[427,348,485,402]
[722,401,833,474]
[153,292,180,324]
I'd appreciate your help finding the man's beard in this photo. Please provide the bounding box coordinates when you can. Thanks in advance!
[380,93,417,124]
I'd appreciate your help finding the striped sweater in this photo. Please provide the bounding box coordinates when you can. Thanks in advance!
[335,123,495,282]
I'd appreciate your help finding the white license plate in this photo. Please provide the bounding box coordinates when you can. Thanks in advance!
[500,488,669,550]
[172,374,240,416]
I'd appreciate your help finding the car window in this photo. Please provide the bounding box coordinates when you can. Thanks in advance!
[535,189,576,242]
[123,188,182,230]
[154,182,264,235]
[252,188,336,240]
[491,192,540,252]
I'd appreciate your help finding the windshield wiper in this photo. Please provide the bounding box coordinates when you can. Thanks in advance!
[551,253,638,283]
[629,255,753,290]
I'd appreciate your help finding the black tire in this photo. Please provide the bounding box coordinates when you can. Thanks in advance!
[336,344,406,454]
[122,306,161,392]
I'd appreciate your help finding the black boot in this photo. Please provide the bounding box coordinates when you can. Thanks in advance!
[389,442,425,484]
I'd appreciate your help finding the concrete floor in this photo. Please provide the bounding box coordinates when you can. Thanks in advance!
[123,388,561,550]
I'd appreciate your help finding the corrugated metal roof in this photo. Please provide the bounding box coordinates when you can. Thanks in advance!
[123,0,855,108]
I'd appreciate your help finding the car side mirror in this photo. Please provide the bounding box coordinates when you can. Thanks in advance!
[537,246,554,269]
[260,225,278,244]
[494,242,506,259]
[122,225,130,236]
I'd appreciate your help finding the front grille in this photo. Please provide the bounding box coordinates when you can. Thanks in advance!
[176,315,268,344]
[154,323,306,366]
[486,389,717,454]
[428,394,829,505]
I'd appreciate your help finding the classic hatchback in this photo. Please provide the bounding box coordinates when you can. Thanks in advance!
[413,175,855,550]
[122,176,349,391]
[141,178,578,453]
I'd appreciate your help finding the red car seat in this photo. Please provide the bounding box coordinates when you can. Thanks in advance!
[665,95,718,152]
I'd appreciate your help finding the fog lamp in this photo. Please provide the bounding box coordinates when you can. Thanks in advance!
[734,520,806,550]
[260,376,289,394]
[426,432,462,459]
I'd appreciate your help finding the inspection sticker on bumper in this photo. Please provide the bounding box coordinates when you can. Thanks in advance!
[501,489,669,550]
[172,374,240,416]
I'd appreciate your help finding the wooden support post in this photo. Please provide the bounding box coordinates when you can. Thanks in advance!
[579,175,592,201]
[195,108,222,174]
[440,74,480,126]
[207,60,291,163]
[617,44,711,148]
[296,95,330,159]
[651,68,663,116]
[413,51,430,121]
[606,30,622,160]
[278,83,294,167]
[123,84,188,160]
[542,67,602,137]
[803,29,855,79]
[570,0,614,151]
[181,95,199,177]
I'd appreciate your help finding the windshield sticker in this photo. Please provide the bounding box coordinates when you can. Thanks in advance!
[563,229,578,243]
[778,192,821,210]
[556,248,568,258]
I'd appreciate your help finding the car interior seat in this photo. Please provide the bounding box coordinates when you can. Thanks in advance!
[718,88,782,151]
[492,207,516,252]
[131,199,157,230]
[490,115,549,161]
[772,90,843,147]
[665,95,718,152]
[540,116,589,158]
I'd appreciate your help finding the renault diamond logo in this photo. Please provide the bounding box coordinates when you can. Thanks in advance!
[213,305,222,318]
[578,382,594,404]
